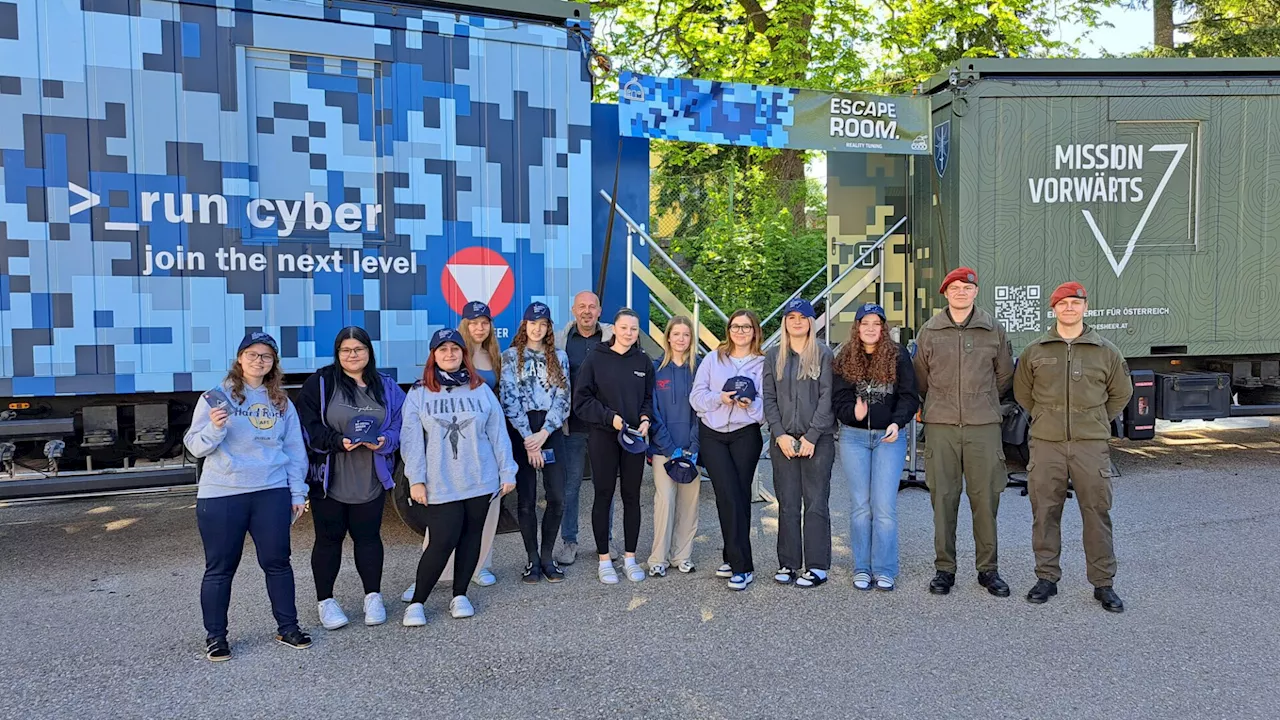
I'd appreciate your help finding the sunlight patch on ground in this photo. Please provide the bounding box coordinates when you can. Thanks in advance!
[105,518,139,531]
[87,506,114,515]
[627,596,648,611]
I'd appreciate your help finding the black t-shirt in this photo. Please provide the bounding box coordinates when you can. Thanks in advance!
[565,325,604,433]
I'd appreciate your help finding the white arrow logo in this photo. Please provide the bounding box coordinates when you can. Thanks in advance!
[1081,143,1188,277]
[68,182,101,216]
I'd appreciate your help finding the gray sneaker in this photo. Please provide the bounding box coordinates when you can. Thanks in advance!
[555,541,578,566]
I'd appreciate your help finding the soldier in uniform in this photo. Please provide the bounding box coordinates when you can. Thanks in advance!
[913,267,1015,597]
[1014,281,1132,613]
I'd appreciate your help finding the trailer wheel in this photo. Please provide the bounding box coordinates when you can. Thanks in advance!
[1237,387,1280,406]
[390,457,428,536]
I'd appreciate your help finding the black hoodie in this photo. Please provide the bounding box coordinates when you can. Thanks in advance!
[572,342,655,432]
[832,346,920,431]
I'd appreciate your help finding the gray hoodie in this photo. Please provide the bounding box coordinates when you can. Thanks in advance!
[184,382,309,504]
[400,381,518,504]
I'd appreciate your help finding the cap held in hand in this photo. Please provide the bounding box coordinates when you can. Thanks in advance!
[345,415,381,445]
[617,426,649,455]
[202,388,232,410]
[722,376,758,402]
[664,456,698,484]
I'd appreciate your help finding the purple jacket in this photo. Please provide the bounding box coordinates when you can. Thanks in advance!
[690,350,766,433]
[297,367,406,493]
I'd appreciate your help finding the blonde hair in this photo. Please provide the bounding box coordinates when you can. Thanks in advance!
[658,316,697,372]
[716,309,764,359]
[459,317,502,379]
[776,315,822,381]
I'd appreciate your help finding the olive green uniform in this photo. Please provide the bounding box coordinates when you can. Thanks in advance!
[913,307,1014,574]
[1013,324,1133,588]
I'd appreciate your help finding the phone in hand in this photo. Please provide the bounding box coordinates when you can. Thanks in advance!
[792,438,802,455]
[541,448,556,464]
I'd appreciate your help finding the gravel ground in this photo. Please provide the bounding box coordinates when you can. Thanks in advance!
[2,423,1279,719]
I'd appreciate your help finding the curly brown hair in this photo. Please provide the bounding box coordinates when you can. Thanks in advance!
[833,325,899,386]
[512,320,567,388]
[226,349,289,413]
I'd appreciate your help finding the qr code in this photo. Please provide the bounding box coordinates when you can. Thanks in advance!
[995,285,1041,333]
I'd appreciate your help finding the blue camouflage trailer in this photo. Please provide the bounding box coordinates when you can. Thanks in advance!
[0,0,601,497]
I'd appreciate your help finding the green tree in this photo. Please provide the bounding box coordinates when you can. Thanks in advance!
[588,0,1117,339]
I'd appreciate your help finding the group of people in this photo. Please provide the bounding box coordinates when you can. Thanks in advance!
[183,270,1133,662]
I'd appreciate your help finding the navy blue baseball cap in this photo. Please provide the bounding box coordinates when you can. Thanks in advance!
[345,415,381,444]
[238,330,279,355]
[430,328,466,351]
[722,376,758,401]
[462,301,492,320]
[664,456,698,484]
[202,388,232,409]
[618,427,649,455]
[523,301,551,323]
[782,297,816,319]
[855,303,887,323]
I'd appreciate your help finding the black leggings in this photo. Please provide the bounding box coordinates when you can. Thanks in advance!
[310,492,385,601]
[410,494,491,603]
[701,422,764,574]
[588,428,645,556]
[510,413,567,565]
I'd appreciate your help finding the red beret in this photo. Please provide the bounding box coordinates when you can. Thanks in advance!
[1050,281,1088,308]
[939,267,978,294]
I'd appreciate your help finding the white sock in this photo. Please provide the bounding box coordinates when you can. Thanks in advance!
[812,569,828,580]
[599,560,612,569]
[624,557,639,568]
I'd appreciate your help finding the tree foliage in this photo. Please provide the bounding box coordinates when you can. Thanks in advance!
[586,0,1278,340]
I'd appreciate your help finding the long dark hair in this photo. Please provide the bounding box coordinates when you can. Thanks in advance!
[511,320,567,388]
[833,320,899,386]
[332,326,386,407]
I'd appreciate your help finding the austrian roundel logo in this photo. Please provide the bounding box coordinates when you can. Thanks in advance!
[441,247,515,317]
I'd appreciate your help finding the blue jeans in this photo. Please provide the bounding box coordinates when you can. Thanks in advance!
[196,487,299,640]
[560,431,612,544]
[839,427,907,580]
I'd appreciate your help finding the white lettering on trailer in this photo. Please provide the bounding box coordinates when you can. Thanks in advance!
[68,186,383,236]
[1025,142,1190,277]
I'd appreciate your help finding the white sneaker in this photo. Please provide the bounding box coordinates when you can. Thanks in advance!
[473,569,497,587]
[450,595,475,619]
[728,572,754,591]
[364,592,387,626]
[715,563,733,578]
[598,562,619,585]
[401,583,416,603]
[317,598,349,630]
[402,603,426,627]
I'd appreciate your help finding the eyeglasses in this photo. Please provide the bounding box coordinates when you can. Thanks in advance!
[729,325,754,333]
[242,351,274,363]
[339,347,368,358]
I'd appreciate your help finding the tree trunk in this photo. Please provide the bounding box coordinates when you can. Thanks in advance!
[765,149,807,229]
[1154,0,1175,49]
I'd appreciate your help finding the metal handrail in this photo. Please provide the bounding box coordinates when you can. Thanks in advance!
[650,295,673,320]
[599,189,729,322]
[763,216,907,349]
[761,264,827,326]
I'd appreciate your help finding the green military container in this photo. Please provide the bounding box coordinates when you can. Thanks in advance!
[912,59,1280,430]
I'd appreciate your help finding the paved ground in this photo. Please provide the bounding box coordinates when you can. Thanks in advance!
[3,422,1279,719]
